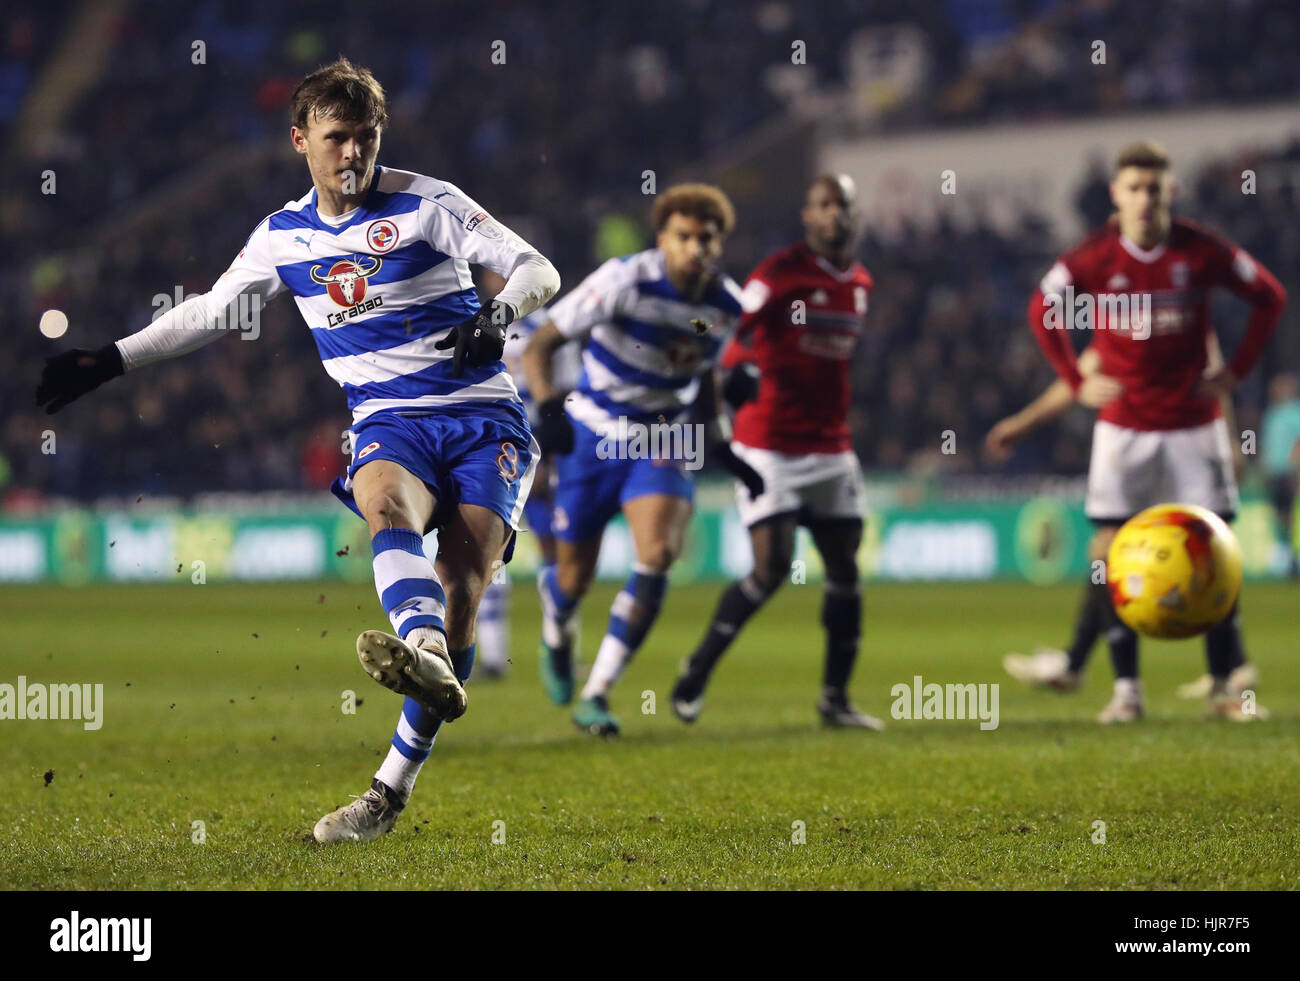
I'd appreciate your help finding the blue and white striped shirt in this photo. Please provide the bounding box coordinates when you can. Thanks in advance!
[118,165,558,426]
[548,249,742,436]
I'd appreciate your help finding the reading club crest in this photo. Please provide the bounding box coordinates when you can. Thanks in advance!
[367,219,399,253]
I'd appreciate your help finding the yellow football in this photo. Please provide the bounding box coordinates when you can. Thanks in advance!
[1106,503,1243,639]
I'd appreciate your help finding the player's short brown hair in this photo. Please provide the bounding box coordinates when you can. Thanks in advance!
[1114,140,1171,174]
[651,183,736,235]
[290,57,389,131]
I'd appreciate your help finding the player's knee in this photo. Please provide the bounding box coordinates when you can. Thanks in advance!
[556,560,595,598]
[753,555,790,593]
[362,491,420,534]
[746,570,783,601]
[823,556,860,585]
[637,540,679,573]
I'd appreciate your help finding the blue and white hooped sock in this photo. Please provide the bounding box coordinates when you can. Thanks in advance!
[371,528,446,642]
[476,574,511,672]
[539,562,580,649]
[375,645,476,801]
[582,563,668,699]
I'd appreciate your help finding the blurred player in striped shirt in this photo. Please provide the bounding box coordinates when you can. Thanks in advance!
[522,184,763,736]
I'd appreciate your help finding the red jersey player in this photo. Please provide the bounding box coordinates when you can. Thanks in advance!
[671,174,883,728]
[1028,140,1286,723]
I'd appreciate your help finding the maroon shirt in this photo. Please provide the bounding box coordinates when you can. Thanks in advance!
[723,242,873,453]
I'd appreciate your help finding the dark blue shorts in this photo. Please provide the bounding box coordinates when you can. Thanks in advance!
[551,418,694,543]
[331,406,538,560]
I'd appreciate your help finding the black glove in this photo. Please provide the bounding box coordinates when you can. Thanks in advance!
[36,343,125,414]
[721,362,761,411]
[434,303,510,378]
[712,442,765,499]
[534,395,575,456]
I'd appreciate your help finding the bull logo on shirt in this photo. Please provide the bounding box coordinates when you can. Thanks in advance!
[310,256,383,307]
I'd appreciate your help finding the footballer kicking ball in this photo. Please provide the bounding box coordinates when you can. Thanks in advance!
[1107,503,1243,639]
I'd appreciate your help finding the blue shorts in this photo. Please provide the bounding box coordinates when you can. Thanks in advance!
[552,418,694,543]
[331,405,538,561]
[523,485,555,541]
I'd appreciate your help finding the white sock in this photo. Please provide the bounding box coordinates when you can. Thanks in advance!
[477,618,508,670]
[476,578,510,670]
[582,634,631,700]
[1114,677,1141,702]
[407,625,446,654]
[376,746,420,800]
[374,697,443,801]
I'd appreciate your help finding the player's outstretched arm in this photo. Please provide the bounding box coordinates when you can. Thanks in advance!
[37,218,285,414]
[36,343,125,414]
[983,347,1102,462]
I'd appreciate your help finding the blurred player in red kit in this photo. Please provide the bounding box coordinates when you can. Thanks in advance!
[1026,140,1285,723]
[671,174,883,728]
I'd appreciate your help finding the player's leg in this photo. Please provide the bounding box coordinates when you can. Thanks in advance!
[807,517,883,730]
[1090,521,1144,723]
[672,443,798,720]
[537,425,624,705]
[1170,420,1263,719]
[575,491,691,736]
[350,458,467,721]
[349,501,515,842]
[671,514,795,721]
[475,571,510,679]
[475,459,559,680]
[365,418,536,809]
[1084,421,1157,724]
[314,456,466,843]
[538,535,602,704]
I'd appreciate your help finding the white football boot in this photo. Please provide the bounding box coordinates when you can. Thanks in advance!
[313,778,405,843]
[1097,689,1144,724]
[356,629,467,721]
[1177,663,1259,700]
[1002,648,1081,692]
[1206,674,1269,722]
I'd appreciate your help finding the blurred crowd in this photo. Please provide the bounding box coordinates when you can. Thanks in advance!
[3,0,1298,502]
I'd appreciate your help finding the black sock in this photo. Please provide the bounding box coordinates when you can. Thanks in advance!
[822,586,861,694]
[1065,578,1106,674]
[682,577,768,685]
[1205,601,1245,679]
[1095,578,1139,679]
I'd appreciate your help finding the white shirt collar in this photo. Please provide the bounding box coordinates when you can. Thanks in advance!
[1119,233,1167,264]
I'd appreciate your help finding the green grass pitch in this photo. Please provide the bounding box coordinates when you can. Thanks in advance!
[1,579,1296,890]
